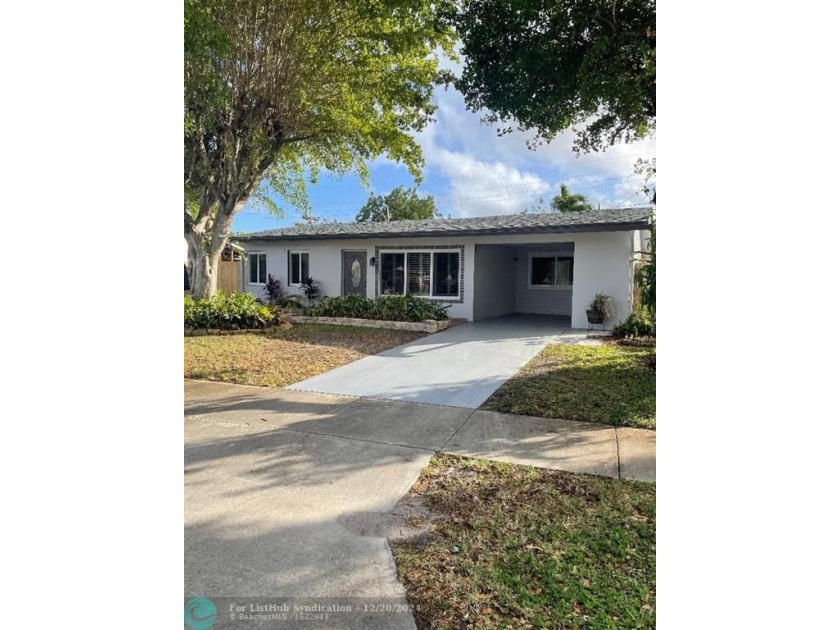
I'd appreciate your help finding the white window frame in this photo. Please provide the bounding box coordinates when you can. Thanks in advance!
[287,250,309,286]
[528,252,574,290]
[379,249,460,299]
[247,252,267,286]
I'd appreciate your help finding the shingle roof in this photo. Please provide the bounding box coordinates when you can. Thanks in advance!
[234,207,651,241]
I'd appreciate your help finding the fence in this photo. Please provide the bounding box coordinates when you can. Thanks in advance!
[217,260,242,294]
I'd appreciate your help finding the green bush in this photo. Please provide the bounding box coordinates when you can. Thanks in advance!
[612,308,656,339]
[311,294,450,322]
[184,292,277,330]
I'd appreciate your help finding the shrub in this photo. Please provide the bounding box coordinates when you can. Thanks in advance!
[275,294,305,310]
[263,274,284,304]
[612,308,655,338]
[312,294,450,322]
[184,292,277,330]
[300,277,320,306]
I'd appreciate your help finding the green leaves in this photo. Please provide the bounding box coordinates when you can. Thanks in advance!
[451,0,656,153]
[184,0,457,214]
[312,295,451,322]
[551,184,594,213]
[356,186,440,222]
[635,221,655,316]
[613,309,655,339]
[184,0,457,296]
[184,292,276,330]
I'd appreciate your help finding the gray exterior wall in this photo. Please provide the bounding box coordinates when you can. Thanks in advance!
[513,242,575,317]
[473,245,517,320]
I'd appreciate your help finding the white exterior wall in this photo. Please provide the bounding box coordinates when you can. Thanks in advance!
[239,237,474,320]
[238,230,638,327]
[570,231,636,329]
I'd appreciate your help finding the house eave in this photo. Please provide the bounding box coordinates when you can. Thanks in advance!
[233,221,650,243]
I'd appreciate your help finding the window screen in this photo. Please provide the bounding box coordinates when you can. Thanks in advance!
[433,252,459,297]
[530,256,573,286]
[289,252,299,284]
[408,252,431,296]
[555,257,573,286]
[249,253,266,284]
[300,252,309,281]
[380,253,405,295]
[531,257,556,285]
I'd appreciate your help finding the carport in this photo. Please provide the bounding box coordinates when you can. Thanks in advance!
[473,242,575,321]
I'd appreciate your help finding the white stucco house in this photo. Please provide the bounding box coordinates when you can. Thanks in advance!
[233,208,652,329]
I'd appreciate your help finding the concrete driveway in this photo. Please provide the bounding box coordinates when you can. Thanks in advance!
[185,379,654,629]
[288,314,575,408]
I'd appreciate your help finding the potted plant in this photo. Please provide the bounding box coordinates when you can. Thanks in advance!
[586,293,614,328]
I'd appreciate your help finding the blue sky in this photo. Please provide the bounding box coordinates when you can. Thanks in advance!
[233,59,656,234]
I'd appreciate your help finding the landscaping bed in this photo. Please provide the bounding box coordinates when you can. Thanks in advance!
[481,342,656,429]
[391,454,656,630]
[184,324,423,387]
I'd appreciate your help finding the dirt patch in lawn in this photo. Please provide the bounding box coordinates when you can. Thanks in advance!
[481,343,656,429]
[390,454,656,630]
[339,497,443,547]
[184,324,423,388]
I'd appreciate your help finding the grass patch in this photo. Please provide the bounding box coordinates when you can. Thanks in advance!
[392,454,655,630]
[481,343,655,429]
[184,324,422,388]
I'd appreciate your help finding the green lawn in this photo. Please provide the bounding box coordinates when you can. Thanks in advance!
[184,324,422,388]
[481,342,656,429]
[392,454,656,630]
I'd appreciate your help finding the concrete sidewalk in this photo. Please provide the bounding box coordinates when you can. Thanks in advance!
[185,380,655,626]
[186,379,655,482]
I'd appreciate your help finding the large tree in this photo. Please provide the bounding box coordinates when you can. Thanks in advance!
[356,186,440,222]
[184,0,456,296]
[550,184,593,213]
[450,0,656,153]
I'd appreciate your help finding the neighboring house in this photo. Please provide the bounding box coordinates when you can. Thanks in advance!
[234,208,652,329]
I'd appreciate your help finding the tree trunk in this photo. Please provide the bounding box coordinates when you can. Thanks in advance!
[187,240,220,298]
[184,196,243,298]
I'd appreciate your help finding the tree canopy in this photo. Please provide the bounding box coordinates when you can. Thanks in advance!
[184,0,456,295]
[450,0,656,153]
[550,184,593,213]
[356,186,440,222]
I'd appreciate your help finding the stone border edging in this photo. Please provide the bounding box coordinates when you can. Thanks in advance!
[288,315,450,333]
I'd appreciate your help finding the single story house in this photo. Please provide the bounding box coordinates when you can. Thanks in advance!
[234,208,652,329]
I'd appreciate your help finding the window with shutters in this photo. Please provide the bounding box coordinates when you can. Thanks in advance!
[379,249,460,299]
[433,252,459,297]
[407,253,431,296]
[380,253,405,295]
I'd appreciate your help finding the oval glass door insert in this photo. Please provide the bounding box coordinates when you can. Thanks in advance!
[350,258,362,287]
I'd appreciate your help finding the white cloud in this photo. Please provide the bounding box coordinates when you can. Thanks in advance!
[429,147,551,217]
[410,78,656,214]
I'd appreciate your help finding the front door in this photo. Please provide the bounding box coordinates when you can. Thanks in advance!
[342,250,367,296]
